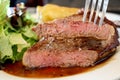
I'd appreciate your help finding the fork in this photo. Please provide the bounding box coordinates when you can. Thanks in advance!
[82,0,109,26]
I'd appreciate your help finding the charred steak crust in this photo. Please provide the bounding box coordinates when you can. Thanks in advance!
[23,11,119,68]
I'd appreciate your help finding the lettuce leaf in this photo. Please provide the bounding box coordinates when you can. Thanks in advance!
[0,25,13,63]
[0,0,38,63]
[0,36,13,63]
[8,33,27,45]
[0,0,10,22]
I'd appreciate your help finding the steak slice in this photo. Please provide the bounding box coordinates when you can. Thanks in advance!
[32,13,114,40]
[22,13,119,68]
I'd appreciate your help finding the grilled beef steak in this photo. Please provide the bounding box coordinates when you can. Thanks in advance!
[22,13,119,68]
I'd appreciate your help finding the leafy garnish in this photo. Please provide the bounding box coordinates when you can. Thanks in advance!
[0,1,38,63]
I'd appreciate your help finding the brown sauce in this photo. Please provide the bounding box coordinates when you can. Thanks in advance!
[2,56,112,78]
[3,61,91,78]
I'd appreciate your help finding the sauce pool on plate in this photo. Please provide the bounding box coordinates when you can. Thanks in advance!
[3,61,91,78]
[2,57,112,78]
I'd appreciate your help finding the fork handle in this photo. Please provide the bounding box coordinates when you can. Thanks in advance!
[82,0,91,22]
[99,0,109,26]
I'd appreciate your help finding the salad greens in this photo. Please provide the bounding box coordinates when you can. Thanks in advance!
[0,1,38,63]
[0,0,10,22]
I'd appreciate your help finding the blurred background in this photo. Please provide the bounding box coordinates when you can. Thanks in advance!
[10,0,120,14]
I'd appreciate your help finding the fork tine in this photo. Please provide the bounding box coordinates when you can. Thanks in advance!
[82,0,91,22]
[99,0,109,26]
[94,0,103,24]
[89,0,97,22]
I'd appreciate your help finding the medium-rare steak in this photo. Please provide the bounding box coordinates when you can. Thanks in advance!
[22,13,119,68]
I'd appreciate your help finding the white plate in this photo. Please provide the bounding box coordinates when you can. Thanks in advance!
[0,13,120,80]
[106,12,120,21]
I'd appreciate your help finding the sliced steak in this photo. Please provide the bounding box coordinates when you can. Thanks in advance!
[22,13,119,68]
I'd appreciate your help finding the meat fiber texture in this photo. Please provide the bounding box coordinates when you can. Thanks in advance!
[22,13,119,68]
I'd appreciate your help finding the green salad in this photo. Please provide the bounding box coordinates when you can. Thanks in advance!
[0,0,38,63]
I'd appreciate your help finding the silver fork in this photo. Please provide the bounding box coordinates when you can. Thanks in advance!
[82,0,109,26]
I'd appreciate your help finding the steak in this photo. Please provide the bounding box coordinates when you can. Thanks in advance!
[22,12,119,68]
